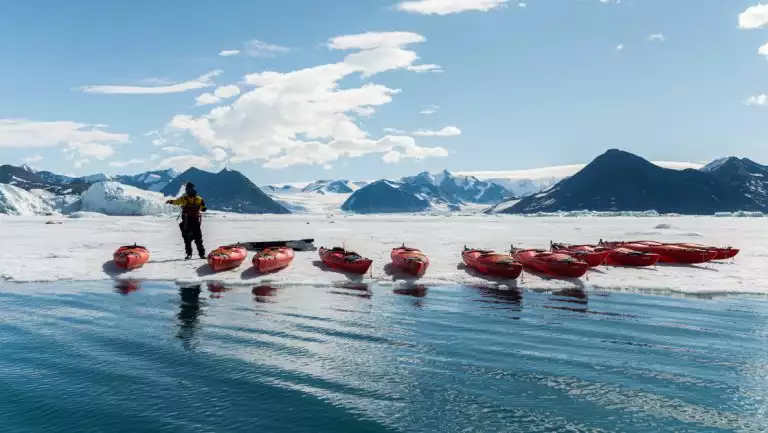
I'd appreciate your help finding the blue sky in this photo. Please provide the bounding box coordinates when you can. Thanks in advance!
[1,0,768,184]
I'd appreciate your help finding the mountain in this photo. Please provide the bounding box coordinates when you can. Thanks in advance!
[0,164,92,195]
[341,180,433,213]
[261,184,301,194]
[80,182,176,216]
[114,169,178,192]
[701,156,768,209]
[301,179,356,194]
[161,167,291,214]
[340,170,513,214]
[0,184,56,215]
[505,149,762,215]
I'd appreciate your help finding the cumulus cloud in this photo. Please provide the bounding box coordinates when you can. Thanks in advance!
[214,84,241,99]
[162,146,193,154]
[109,159,145,168]
[22,154,43,163]
[413,126,462,136]
[195,85,242,106]
[420,105,439,115]
[0,119,128,148]
[245,39,290,57]
[219,49,241,57]
[744,94,768,106]
[395,0,509,15]
[739,4,768,29]
[79,70,223,95]
[166,31,448,169]
[646,33,665,42]
[157,155,213,172]
[760,41,768,57]
[195,92,220,106]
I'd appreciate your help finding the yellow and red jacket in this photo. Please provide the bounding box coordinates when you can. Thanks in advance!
[168,195,207,217]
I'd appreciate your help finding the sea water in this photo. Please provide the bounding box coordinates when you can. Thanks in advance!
[0,280,767,432]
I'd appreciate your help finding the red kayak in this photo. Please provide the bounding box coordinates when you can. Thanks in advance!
[601,241,717,264]
[319,247,372,275]
[207,245,248,272]
[113,245,150,270]
[550,243,612,267]
[253,247,294,273]
[512,248,589,278]
[462,247,523,279]
[670,243,739,260]
[390,245,429,277]
[604,247,660,267]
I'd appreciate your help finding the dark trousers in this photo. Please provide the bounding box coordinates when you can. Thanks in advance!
[179,218,205,257]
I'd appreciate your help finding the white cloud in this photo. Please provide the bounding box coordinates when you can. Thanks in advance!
[739,4,768,29]
[383,127,407,134]
[760,41,768,56]
[79,70,223,95]
[157,155,213,172]
[22,154,43,163]
[214,84,241,99]
[195,85,241,106]
[646,33,665,42]
[420,105,439,115]
[109,159,145,168]
[395,0,509,15]
[616,44,624,51]
[382,150,403,163]
[0,119,128,148]
[151,138,166,146]
[518,2,526,7]
[408,64,443,73]
[744,94,768,106]
[245,39,290,57]
[0,118,127,166]
[73,159,90,169]
[413,126,462,136]
[219,49,241,57]
[149,154,160,162]
[162,146,193,154]
[166,31,448,169]
[195,92,220,106]
[64,141,115,159]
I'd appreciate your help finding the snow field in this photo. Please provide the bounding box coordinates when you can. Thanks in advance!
[0,214,764,295]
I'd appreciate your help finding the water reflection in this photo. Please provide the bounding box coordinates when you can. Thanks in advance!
[252,285,278,303]
[114,279,141,295]
[474,285,523,311]
[177,284,205,350]
[207,282,232,299]
[394,284,428,307]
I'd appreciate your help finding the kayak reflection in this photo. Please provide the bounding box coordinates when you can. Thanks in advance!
[114,279,141,295]
[252,285,279,303]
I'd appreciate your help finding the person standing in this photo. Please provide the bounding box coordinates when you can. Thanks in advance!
[166,182,207,260]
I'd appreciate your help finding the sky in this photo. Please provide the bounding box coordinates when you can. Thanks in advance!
[1,0,768,184]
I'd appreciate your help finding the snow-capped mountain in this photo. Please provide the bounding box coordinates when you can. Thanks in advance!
[261,184,301,194]
[80,182,176,216]
[341,180,435,213]
[701,156,768,209]
[162,167,291,214]
[114,169,178,192]
[301,179,357,194]
[340,170,513,213]
[0,184,56,215]
[0,164,93,195]
[506,149,763,215]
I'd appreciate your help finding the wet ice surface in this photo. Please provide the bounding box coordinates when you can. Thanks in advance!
[1,214,764,294]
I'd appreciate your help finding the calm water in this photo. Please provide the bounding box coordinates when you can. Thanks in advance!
[1,280,768,432]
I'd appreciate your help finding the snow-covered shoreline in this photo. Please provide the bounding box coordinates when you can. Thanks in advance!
[1,214,764,295]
